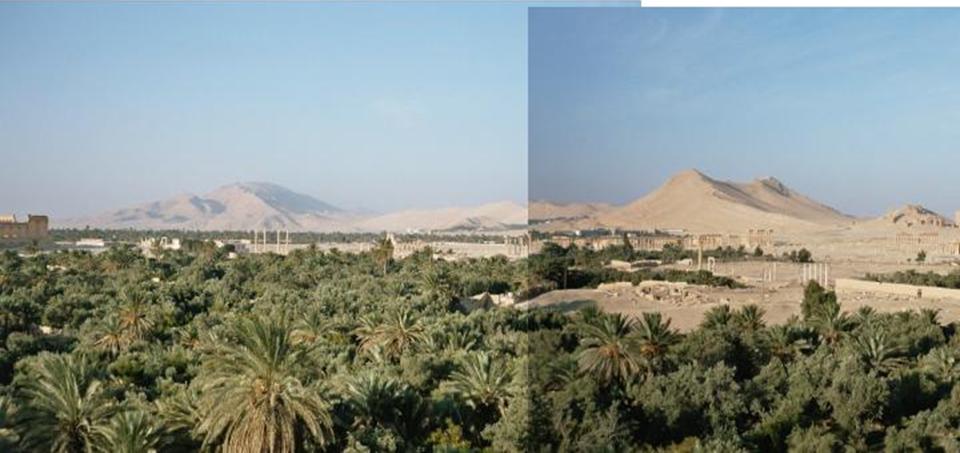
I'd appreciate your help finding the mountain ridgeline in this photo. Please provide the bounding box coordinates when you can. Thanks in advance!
[533,169,958,234]
[61,182,527,233]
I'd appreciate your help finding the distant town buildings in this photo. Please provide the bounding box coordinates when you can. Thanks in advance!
[138,237,182,257]
[75,238,106,248]
[0,214,49,241]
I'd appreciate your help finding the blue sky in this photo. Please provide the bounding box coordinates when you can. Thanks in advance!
[0,2,527,217]
[530,8,960,217]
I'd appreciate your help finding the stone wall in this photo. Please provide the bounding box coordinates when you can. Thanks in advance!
[835,278,960,300]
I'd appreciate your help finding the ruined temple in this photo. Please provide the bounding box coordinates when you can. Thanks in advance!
[885,205,954,228]
[0,214,49,241]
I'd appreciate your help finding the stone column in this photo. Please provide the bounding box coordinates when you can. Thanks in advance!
[697,239,703,271]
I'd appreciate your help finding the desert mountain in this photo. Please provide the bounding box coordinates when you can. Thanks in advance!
[62,182,353,231]
[548,169,854,234]
[356,201,527,232]
[529,201,613,222]
[60,182,525,232]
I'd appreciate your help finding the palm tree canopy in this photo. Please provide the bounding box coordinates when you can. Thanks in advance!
[17,353,115,453]
[93,410,160,453]
[445,352,514,414]
[577,313,643,383]
[194,315,334,453]
[634,312,678,370]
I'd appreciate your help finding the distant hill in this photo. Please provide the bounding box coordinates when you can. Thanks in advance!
[60,182,526,233]
[539,169,855,233]
[61,182,354,231]
[850,204,955,231]
[356,201,527,232]
[529,201,613,223]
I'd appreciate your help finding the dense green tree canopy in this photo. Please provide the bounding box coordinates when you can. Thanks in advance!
[1,243,960,451]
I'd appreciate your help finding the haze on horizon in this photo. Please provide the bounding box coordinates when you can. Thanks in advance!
[0,3,527,218]
[530,8,960,218]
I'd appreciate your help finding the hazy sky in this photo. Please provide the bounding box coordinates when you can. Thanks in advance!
[530,8,960,217]
[0,2,527,218]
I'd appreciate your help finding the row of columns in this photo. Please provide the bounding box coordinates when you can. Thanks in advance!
[251,229,291,254]
[802,262,829,287]
[760,262,778,282]
[503,234,531,257]
[693,257,833,288]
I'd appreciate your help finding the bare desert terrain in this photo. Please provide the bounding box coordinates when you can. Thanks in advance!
[527,169,960,329]
[521,260,960,332]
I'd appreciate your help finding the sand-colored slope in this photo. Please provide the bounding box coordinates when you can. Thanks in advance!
[583,169,853,234]
[355,201,527,232]
[529,201,613,221]
[739,177,852,225]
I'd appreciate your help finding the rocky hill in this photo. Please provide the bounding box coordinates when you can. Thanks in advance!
[540,169,855,233]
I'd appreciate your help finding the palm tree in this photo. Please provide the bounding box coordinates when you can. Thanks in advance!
[634,312,678,375]
[93,410,159,453]
[764,324,812,363]
[342,373,429,446]
[353,315,380,354]
[372,235,394,275]
[422,328,478,354]
[445,352,514,416]
[922,347,960,383]
[343,373,405,430]
[173,323,206,350]
[577,313,642,383]
[193,315,334,453]
[701,305,734,330]
[919,308,941,326]
[92,315,128,356]
[853,330,907,375]
[290,308,331,346]
[420,265,458,304]
[118,293,154,344]
[355,308,425,360]
[808,300,852,346]
[735,305,766,332]
[17,353,115,453]
[0,396,19,449]
[853,306,877,327]
[153,383,202,449]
